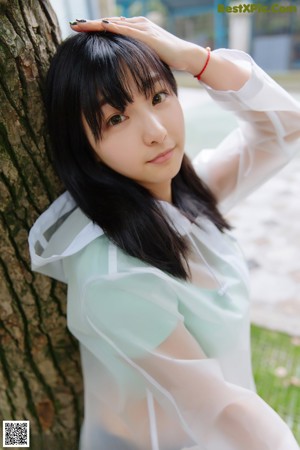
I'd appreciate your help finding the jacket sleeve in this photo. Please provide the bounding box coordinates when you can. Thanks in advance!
[83,271,299,450]
[193,48,300,215]
[83,271,181,359]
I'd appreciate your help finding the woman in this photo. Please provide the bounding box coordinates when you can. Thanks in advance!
[29,16,300,450]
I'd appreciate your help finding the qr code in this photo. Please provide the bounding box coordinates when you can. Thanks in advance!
[2,421,30,447]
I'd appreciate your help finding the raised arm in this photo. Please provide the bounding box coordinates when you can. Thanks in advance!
[71,17,300,214]
[193,49,300,213]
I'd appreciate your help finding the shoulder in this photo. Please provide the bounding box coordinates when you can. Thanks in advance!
[64,232,156,287]
[64,233,110,285]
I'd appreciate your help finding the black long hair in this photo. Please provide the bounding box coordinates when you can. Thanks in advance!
[45,31,230,280]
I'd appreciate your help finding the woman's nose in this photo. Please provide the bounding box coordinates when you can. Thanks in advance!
[142,113,167,146]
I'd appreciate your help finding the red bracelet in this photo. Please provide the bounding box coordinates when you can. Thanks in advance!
[194,47,211,81]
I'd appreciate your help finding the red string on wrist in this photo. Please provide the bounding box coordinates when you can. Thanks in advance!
[194,47,211,81]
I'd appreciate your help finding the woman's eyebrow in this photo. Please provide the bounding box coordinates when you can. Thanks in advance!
[97,73,164,110]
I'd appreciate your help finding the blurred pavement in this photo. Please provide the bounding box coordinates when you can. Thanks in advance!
[179,85,300,337]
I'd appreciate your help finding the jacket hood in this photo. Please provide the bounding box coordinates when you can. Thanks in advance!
[28,191,194,284]
[28,191,237,296]
[28,192,104,283]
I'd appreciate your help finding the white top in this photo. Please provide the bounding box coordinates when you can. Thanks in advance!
[28,48,300,450]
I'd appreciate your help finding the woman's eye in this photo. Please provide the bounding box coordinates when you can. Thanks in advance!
[107,114,126,127]
[152,92,168,105]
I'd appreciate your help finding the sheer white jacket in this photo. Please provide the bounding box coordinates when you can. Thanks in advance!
[29,49,300,450]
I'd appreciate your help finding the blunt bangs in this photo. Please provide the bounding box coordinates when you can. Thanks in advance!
[77,32,178,140]
[45,31,231,281]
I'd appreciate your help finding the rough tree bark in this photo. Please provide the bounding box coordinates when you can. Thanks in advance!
[0,1,83,448]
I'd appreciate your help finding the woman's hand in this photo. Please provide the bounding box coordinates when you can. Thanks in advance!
[70,16,251,91]
[69,16,206,76]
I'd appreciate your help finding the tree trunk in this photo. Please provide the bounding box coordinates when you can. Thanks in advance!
[0,1,83,448]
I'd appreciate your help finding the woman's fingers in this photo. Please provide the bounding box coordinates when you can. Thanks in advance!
[70,18,150,41]
[70,19,105,32]
[69,16,199,73]
[69,16,147,32]
[70,19,137,36]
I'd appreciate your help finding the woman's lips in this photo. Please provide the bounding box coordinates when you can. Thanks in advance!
[148,148,174,164]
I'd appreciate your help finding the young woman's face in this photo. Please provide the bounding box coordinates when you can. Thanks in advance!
[84,76,185,202]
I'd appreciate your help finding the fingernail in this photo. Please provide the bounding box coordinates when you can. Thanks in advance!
[76,19,87,23]
[69,21,77,26]
[102,19,110,24]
